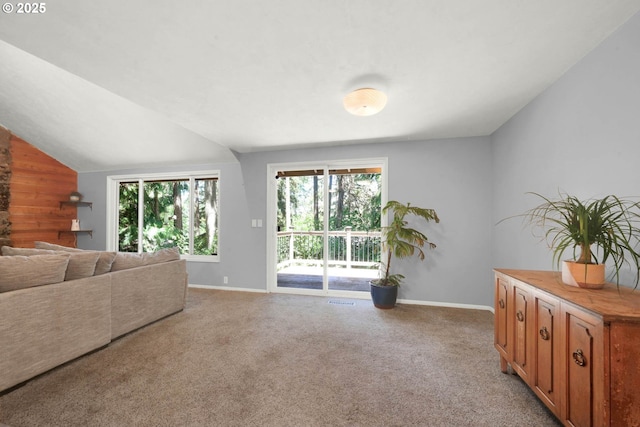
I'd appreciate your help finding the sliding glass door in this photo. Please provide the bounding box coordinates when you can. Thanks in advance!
[270,160,385,295]
[326,169,381,292]
[275,171,325,291]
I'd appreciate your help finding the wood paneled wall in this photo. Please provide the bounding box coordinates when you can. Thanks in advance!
[8,135,78,248]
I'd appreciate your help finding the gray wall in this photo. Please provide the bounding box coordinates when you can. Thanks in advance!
[78,12,640,306]
[491,11,640,286]
[79,136,495,306]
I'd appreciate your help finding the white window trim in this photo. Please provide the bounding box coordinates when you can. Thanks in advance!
[106,170,220,262]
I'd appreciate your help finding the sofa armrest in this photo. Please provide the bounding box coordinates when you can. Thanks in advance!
[110,259,187,339]
[0,275,111,392]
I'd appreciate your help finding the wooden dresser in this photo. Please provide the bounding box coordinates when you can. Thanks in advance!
[494,269,640,427]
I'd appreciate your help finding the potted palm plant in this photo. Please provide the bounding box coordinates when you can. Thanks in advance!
[371,200,440,308]
[515,192,640,289]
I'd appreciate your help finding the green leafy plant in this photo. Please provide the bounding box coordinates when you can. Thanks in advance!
[515,192,640,288]
[373,200,440,287]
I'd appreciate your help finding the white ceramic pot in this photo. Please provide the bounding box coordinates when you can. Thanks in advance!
[561,260,605,289]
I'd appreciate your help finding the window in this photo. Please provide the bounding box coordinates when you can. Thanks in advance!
[107,171,219,261]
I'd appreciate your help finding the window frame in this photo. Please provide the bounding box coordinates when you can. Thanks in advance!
[106,170,220,262]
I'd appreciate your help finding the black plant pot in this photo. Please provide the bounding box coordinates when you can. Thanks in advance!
[370,283,398,309]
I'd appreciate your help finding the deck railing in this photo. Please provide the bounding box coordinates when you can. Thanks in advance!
[277,227,381,270]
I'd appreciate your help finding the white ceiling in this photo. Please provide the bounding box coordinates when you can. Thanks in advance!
[1,1,639,172]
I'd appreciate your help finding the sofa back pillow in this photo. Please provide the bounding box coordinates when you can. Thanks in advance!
[110,252,145,271]
[2,247,54,256]
[0,254,70,292]
[142,247,181,265]
[63,251,101,280]
[34,241,116,275]
[2,246,101,280]
[93,252,117,275]
[34,241,81,252]
[110,247,180,271]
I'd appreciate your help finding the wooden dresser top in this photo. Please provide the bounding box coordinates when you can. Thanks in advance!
[494,269,640,323]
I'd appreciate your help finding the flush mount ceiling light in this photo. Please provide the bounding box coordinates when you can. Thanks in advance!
[343,88,387,116]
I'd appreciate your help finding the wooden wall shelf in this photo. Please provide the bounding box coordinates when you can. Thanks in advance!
[58,230,93,239]
[58,200,93,240]
[59,201,92,210]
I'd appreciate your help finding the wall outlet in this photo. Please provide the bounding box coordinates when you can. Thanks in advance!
[223,276,228,284]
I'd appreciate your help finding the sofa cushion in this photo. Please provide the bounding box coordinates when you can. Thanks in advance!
[2,246,51,256]
[93,252,117,275]
[0,254,70,292]
[63,251,101,280]
[111,247,180,271]
[34,241,81,252]
[142,247,181,265]
[2,246,101,280]
[110,252,145,271]
[34,241,117,276]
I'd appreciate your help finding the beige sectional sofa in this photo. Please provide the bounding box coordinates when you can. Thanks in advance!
[0,243,188,393]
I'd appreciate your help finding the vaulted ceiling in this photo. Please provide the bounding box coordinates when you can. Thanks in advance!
[1,1,639,172]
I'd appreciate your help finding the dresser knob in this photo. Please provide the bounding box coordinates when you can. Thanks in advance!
[573,349,587,367]
[539,326,550,340]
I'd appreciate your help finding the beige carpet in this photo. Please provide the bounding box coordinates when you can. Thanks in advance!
[0,288,560,427]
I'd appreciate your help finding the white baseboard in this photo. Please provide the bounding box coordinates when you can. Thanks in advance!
[188,284,268,293]
[398,298,494,313]
[188,284,494,312]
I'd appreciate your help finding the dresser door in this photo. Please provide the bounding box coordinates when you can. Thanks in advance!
[511,283,531,381]
[564,309,601,427]
[494,276,510,370]
[532,292,560,415]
